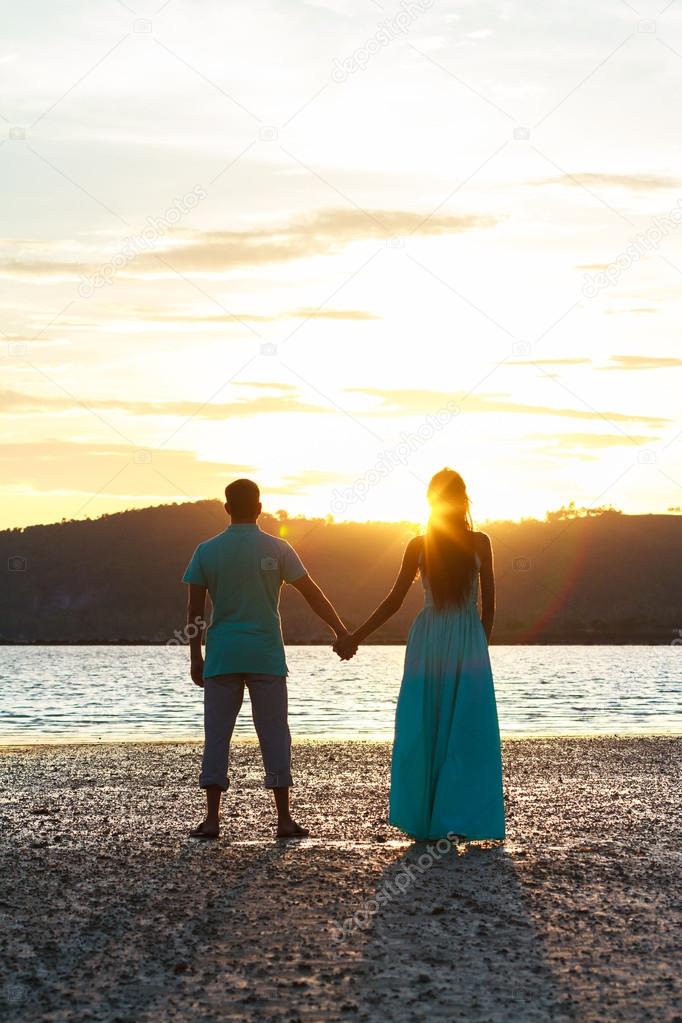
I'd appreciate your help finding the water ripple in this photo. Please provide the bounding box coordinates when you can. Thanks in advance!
[0,645,679,743]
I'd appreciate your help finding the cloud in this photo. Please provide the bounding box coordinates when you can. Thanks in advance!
[507,357,591,367]
[131,208,499,274]
[604,308,657,316]
[277,469,350,496]
[101,306,380,326]
[0,440,252,502]
[534,431,654,450]
[352,387,668,425]
[0,387,332,420]
[0,207,498,281]
[599,354,682,371]
[3,379,670,428]
[288,307,377,320]
[529,429,657,462]
[539,173,681,192]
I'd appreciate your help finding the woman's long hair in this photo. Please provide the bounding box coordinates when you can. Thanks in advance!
[423,468,477,610]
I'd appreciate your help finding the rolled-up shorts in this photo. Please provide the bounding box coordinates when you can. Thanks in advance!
[200,673,292,791]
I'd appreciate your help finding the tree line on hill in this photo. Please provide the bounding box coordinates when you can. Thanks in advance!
[1,501,681,644]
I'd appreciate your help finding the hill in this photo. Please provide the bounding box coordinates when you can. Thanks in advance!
[1,502,681,644]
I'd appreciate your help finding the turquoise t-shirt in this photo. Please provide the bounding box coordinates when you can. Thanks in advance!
[182,524,307,678]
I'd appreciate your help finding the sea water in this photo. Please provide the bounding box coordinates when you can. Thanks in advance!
[0,645,680,743]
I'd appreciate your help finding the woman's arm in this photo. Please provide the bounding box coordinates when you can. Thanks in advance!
[478,532,495,642]
[339,537,422,653]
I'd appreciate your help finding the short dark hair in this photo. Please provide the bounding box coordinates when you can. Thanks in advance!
[225,478,260,517]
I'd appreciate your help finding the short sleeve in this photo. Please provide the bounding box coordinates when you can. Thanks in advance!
[281,542,307,583]
[182,545,206,585]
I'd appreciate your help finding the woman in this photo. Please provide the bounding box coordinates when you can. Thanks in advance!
[336,468,505,842]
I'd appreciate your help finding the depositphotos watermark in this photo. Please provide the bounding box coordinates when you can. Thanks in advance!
[331,0,434,82]
[78,185,207,297]
[167,616,207,648]
[330,832,459,943]
[331,400,459,515]
[582,199,682,298]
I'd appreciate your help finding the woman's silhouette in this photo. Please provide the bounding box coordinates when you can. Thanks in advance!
[336,469,505,841]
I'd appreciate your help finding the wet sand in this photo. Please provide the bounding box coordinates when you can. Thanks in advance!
[0,736,680,1022]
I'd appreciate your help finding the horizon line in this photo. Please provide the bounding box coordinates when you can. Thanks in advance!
[3,497,680,534]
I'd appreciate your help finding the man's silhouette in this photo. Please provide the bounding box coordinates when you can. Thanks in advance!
[183,478,351,839]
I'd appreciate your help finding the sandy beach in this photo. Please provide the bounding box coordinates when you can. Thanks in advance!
[0,736,680,1022]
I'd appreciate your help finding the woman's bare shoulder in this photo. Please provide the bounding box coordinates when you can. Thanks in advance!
[405,534,425,556]
[471,530,492,556]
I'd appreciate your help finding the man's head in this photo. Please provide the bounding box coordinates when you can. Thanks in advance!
[224,478,262,523]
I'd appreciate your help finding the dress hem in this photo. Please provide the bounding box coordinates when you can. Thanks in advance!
[388,816,506,843]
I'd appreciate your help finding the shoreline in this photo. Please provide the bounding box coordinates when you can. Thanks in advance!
[1,736,680,1021]
[2,729,682,751]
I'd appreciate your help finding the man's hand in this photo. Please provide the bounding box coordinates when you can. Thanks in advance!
[190,656,205,688]
[333,633,358,661]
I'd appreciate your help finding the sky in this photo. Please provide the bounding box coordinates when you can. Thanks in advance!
[1,0,682,530]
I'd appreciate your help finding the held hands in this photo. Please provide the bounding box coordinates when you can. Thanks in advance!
[333,631,359,661]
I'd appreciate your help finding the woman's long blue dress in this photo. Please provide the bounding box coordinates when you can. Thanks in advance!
[389,554,505,841]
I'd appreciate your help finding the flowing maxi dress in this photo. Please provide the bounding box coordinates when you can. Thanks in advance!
[389,554,506,841]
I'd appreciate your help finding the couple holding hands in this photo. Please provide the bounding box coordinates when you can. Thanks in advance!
[184,471,505,843]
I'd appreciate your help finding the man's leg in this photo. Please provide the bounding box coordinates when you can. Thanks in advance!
[192,675,244,838]
[246,675,308,838]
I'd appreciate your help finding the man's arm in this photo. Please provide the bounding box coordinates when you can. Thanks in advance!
[288,574,350,641]
[478,533,495,643]
[187,583,207,687]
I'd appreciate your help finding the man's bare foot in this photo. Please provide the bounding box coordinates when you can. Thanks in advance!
[189,820,220,840]
[276,819,309,839]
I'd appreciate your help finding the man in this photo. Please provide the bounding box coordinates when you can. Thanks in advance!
[183,478,352,840]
